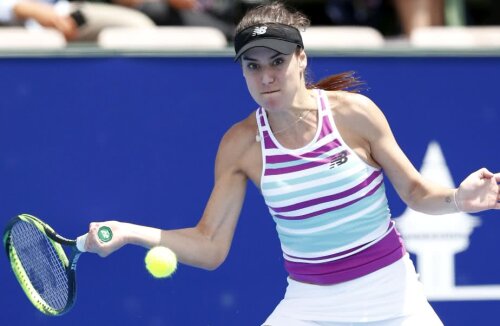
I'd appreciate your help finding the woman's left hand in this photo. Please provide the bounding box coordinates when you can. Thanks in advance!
[456,168,500,213]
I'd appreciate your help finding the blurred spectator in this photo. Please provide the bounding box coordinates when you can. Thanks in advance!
[325,0,385,27]
[466,0,500,25]
[393,0,444,36]
[0,0,155,42]
[240,1,395,35]
[108,0,238,41]
[323,0,445,37]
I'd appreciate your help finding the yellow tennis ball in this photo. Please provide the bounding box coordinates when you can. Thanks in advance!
[145,246,177,278]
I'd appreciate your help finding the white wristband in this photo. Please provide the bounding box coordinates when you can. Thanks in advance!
[76,233,88,252]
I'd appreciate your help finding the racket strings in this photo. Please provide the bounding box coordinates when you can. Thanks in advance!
[10,221,70,311]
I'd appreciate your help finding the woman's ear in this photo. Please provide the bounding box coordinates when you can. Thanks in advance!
[298,49,307,70]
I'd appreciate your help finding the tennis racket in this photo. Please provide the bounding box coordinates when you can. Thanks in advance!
[2,213,113,316]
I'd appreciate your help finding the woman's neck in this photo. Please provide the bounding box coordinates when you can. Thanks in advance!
[267,88,316,125]
[266,88,319,148]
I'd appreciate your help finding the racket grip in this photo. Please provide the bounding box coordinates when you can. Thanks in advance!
[76,233,88,252]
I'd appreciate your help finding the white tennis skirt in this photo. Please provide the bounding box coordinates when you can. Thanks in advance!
[263,254,443,326]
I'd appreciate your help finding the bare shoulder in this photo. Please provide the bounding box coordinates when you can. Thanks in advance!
[215,111,261,181]
[326,90,389,130]
[325,90,380,119]
[322,90,392,167]
[219,111,257,156]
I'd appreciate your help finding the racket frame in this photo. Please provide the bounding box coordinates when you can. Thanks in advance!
[3,214,83,316]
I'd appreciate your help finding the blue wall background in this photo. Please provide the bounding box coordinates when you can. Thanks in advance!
[0,54,499,325]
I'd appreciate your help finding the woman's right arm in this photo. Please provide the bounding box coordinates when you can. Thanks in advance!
[85,122,253,271]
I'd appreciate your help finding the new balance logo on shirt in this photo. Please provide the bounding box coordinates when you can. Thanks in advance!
[330,150,348,169]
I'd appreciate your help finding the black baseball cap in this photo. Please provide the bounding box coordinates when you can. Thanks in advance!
[234,23,304,61]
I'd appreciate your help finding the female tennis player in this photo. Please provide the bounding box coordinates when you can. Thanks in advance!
[84,2,500,325]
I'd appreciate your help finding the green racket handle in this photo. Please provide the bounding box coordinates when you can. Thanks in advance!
[76,226,113,252]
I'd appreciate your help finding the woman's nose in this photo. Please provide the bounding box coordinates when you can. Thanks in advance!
[261,69,275,85]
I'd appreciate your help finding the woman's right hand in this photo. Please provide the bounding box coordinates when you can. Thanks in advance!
[84,221,128,257]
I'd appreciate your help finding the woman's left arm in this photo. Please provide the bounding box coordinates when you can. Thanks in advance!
[350,94,500,214]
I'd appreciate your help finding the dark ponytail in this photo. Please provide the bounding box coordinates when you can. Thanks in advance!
[308,71,365,92]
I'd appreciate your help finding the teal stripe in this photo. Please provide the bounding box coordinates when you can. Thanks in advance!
[262,164,362,191]
[278,211,389,253]
[273,185,388,230]
[265,170,368,203]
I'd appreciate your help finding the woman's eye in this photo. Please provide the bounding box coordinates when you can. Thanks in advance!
[247,63,258,70]
[273,58,284,66]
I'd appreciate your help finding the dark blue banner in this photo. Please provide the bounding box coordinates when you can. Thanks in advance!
[0,55,499,325]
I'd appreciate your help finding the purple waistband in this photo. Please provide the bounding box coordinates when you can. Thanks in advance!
[284,224,406,285]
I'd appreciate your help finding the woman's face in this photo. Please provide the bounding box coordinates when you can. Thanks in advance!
[241,47,306,111]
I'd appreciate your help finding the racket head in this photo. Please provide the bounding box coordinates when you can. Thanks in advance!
[3,214,80,316]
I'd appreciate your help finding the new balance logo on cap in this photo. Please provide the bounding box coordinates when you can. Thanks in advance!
[252,26,268,36]
[234,23,304,61]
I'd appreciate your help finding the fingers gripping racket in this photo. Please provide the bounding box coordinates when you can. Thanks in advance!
[2,214,112,316]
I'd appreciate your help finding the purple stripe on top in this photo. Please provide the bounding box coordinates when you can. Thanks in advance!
[273,179,384,220]
[258,108,266,127]
[319,90,328,112]
[262,131,278,149]
[284,223,406,285]
[286,241,364,261]
[270,171,382,213]
[266,139,342,164]
[318,94,334,137]
[318,114,333,140]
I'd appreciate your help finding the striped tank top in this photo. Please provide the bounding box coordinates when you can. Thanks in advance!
[257,89,405,285]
